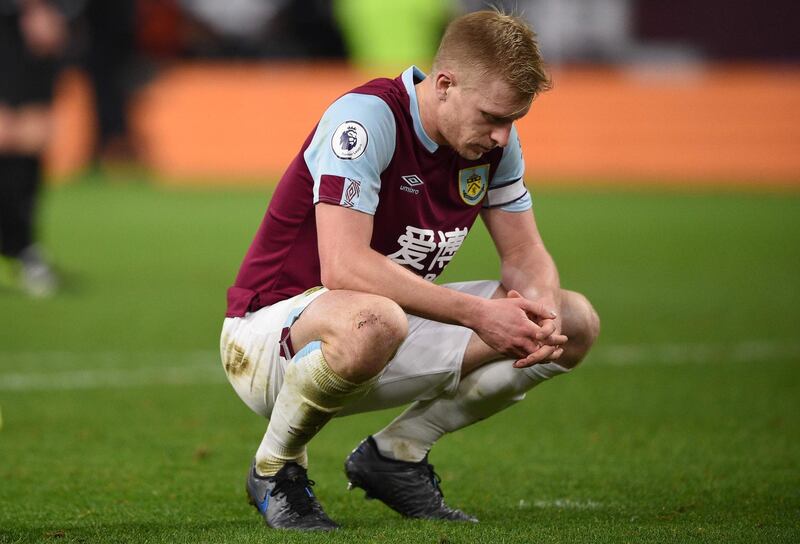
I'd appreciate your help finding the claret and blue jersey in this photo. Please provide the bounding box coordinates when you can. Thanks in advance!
[226,66,533,317]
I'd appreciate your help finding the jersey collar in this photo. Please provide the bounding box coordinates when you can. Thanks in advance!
[402,66,439,154]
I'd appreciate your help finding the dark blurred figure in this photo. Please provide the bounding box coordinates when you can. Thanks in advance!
[0,0,79,296]
[77,0,137,165]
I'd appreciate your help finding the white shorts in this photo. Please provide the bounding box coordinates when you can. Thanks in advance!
[220,280,500,419]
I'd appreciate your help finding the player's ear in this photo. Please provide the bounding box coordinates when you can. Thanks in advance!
[434,71,454,101]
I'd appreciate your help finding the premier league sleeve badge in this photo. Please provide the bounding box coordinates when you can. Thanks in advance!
[331,121,368,160]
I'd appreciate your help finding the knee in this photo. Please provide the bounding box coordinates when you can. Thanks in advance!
[353,295,408,353]
[330,295,408,377]
[561,293,600,369]
[581,295,601,349]
[0,107,52,154]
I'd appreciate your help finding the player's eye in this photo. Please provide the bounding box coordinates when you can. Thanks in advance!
[482,112,506,125]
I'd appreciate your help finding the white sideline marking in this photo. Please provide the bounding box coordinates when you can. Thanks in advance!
[520,499,604,510]
[592,340,800,366]
[0,350,217,371]
[0,364,223,391]
[0,341,798,392]
[0,351,223,391]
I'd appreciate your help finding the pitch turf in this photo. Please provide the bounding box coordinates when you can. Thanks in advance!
[1,179,798,543]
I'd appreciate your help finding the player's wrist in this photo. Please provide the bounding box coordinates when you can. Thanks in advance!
[455,294,488,331]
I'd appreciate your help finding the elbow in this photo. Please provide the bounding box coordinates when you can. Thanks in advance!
[319,266,340,290]
[319,257,351,290]
[319,244,372,291]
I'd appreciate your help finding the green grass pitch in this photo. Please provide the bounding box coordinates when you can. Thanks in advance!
[1,179,798,543]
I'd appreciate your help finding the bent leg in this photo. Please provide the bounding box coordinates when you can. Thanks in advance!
[373,287,600,461]
[255,289,408,475]
[372,359,570,461]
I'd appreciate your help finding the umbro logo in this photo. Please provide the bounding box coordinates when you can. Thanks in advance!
[400,175,424,195]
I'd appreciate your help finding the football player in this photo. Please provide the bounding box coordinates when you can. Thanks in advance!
[222,8,600,531]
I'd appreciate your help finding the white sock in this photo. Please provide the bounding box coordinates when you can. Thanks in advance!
[255,341,378,476]
[372,361,569,462]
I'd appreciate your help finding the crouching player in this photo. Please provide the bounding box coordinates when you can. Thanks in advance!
[220,9,599,531]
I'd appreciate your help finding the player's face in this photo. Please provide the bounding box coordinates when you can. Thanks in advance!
[438,72,531,160]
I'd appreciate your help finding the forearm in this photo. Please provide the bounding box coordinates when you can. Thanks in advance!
[322,246,485,329]
[500,241,561,306]
[316,203,486,328]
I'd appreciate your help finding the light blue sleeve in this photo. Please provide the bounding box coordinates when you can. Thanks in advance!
[303,93,396,215]
[484,125,532,212]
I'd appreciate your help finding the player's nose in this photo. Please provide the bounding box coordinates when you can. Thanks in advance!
[490,123,512,148]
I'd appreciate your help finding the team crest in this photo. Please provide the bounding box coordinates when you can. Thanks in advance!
[458,164,489,205]
[331,121,368,160]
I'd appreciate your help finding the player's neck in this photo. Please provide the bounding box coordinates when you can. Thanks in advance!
[415,78,447,147]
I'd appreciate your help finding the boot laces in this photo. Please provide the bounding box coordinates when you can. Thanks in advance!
[271,473,318,516]
[422,462,444,497]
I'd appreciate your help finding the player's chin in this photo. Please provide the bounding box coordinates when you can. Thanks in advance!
[457,147,484,161]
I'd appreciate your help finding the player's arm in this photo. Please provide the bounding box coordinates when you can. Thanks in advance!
[481,206,567,367]
[316,203,554,361]
[479,125,566,367]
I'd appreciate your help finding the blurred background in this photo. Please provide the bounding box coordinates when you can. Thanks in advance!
[1,2,799,542]
[19,0,800,184]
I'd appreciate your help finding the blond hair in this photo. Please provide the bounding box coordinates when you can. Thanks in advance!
[433,10,552,100]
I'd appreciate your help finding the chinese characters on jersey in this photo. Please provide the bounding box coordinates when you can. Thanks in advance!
[388,226,469,281]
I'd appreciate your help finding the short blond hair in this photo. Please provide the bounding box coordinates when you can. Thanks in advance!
[433,10,552,100]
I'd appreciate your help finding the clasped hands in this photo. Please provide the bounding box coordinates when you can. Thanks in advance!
[479,289,567,369]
